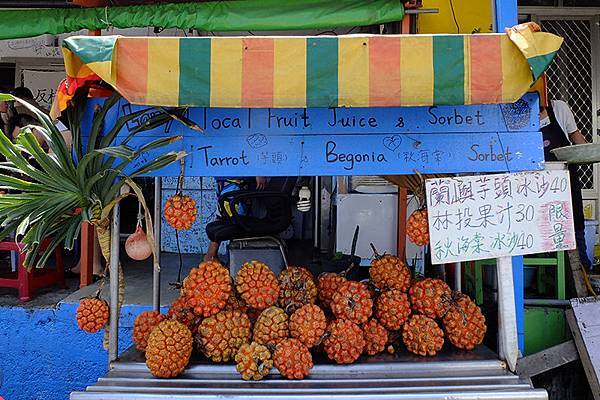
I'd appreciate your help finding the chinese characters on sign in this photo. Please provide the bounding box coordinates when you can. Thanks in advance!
[426,170,576,263]
[21,69,64,110]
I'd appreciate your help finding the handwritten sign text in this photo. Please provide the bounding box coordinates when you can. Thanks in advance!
[426,170,576,263]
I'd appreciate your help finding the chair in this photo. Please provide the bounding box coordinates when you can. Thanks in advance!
[206,177,297,268]
[0,239,65,301]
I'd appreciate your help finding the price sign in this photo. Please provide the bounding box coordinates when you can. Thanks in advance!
[426,170,576,264]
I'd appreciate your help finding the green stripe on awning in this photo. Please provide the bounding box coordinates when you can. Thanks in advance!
[307,38,339,108]
[528,51,558,81]
[179,39,211,107]
[433,36,465,105]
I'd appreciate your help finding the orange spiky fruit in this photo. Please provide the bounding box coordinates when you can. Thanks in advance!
[236,260,280,310]
[182,261,232,317]
[224,292,249,313]
[375,290,411,331]
[253,306,289,346]
[167,295,202,332]
[145,320,193,378]
[196,309,251,362]
[132,311,167,351]
[76,297,109,333]
[363,318,389,356]
[278,267,318,314]
[235,342,273,380]
[402,315,444,357]
[408,278,452,319]
[442,293,487,350]
[323,319,365,364]
[289,304,327,348]
[407,208,429,246]
[164,194,197,231]
[369,251,411,292]
[273,338,313,379]
[317,272,347,309]
[331,280,373,324]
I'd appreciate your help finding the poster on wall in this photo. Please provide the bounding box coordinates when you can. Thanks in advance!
[426,170,576,264]
[21,69,64,110]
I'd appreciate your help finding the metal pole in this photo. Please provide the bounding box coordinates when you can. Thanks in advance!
[153,177,162,311]
[313,176,321,250]
[108,202,120,365]
[454,262,462,292]
[524,299,570,307]
[496,256,518,372]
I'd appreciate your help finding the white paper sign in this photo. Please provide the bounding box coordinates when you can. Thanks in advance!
[21,69,64,110]
[426,170,576,264]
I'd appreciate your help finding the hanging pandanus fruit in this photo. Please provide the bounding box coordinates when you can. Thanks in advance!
[76,295,109,333]
[407,208,430,246]
[164,194,197,231]
[406,171,430,246]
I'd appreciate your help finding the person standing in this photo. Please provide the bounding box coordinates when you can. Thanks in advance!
[203,176,267,262]
[540,99,591,269]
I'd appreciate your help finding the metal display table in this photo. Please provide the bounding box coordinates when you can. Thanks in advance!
[71,346,547,400]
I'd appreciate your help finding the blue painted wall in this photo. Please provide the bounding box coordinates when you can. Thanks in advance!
[0,302,163,400]
[160,177,226,255]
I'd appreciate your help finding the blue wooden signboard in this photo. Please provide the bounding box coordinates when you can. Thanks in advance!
[84,94,542,177]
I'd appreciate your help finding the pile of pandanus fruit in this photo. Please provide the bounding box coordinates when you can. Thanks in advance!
[78,252,487,381]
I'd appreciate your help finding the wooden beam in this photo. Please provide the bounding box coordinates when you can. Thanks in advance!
[79,222,94,288]
[566,308,600,400]
[517,340,579,378]
[567,250,589,298]
[397,186,407,260]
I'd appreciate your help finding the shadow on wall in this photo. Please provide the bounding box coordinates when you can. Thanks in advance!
[0,302,161,400]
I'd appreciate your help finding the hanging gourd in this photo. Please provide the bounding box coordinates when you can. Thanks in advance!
[126,202,153,261]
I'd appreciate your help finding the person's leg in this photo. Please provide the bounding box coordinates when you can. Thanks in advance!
[575,229,591,269]
[204,241,220,262]
[569,167,590,269]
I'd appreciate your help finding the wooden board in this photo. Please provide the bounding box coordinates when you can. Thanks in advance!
[567,299,600,400]
[83,95,544,177]
[516,340,579,378]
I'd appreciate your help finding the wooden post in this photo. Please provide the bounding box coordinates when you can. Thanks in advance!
[401,14,411,34]
[78,27,102,289]
[397,187,407,260]
[497,256,519,372]
[80,222,94,288]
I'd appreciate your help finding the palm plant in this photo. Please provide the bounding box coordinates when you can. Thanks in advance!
[0,89,185,270]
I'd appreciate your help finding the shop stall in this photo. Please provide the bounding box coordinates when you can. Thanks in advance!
[35,17,567,399]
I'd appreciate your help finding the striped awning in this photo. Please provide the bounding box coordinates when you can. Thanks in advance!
[60,23,563,109]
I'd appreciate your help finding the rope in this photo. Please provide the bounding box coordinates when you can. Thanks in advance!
[170,158,186,288]
[99,6,112,29]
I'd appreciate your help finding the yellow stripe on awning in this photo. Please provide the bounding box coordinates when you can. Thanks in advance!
[400,35,433,106]
[338,37,369,107]
[147,38,180,106]
[210,38,242,107]
[273,38,306,108]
